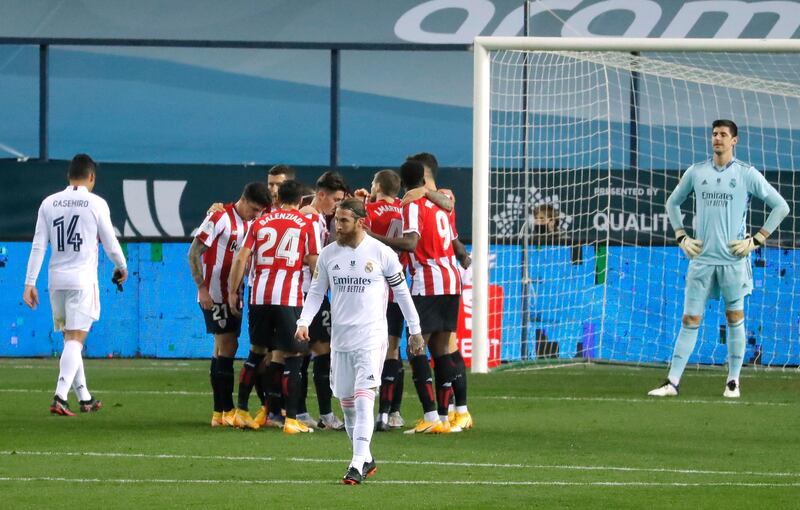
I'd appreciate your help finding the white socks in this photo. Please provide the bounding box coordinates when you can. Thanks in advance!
[55,340,83,400]
[350,390,375,474]
[341,397,357,440]
[72,356,92,401]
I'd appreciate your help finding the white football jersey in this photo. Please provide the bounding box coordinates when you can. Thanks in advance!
[25,185,126,290]
[299,235,418,352]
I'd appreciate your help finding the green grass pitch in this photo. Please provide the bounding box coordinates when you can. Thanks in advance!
[1,358,798,509]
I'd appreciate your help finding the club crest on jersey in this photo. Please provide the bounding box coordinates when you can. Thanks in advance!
[729,178,737,189]
[364,261,374,273]
[218,319,227,328]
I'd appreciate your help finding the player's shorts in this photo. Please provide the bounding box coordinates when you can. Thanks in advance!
[308,295,332,343]
[248,304,308,353]
[683,259,753,316]
[386,301,405,338]
[50,284,100,332]
[330,343,387,399]
[200,302,242,335]
[412,294,460,335]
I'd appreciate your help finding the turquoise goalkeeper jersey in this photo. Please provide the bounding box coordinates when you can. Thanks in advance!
[666,158,789,266]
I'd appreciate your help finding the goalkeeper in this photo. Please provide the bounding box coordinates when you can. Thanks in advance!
[649,119,789,398]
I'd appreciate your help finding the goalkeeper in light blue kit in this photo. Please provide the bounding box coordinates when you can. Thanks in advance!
[649,120,789,398]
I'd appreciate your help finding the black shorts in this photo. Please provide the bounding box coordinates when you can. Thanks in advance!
[308,295,332,343]
[248,304,308,354]
[412,295,460,335]
[386,301,405,338]
[201,303,242,335]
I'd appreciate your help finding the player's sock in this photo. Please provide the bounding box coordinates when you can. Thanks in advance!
[433,355,454,421]
[409,354,436,414]
[283,356,303,420]
[341,397,356,440]
[266,361,285,416]
[391,365,405,413]
[55,340,83,400]
[298,354,310,415]
[313,353,333,416]
[449,350,468,409]
[352,390,376,473]
[216,356,236,411]
[726,319,746,384]
[254,365,267,407]
[209,357,222,412]
[237,351,264,411]
[379,358,401,415]
[667,324,700,386]
[71,356,92,402]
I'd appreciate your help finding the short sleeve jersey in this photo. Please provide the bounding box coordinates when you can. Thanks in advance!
[402,197,462,296]
[194,203,251,303]
[245,209,318,306]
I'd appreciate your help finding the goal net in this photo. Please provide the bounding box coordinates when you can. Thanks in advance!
[471,37,800,373]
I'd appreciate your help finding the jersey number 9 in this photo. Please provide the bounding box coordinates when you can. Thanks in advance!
[435,210,451,251]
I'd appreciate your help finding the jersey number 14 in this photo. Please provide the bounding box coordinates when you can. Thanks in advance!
[53,215,83,252]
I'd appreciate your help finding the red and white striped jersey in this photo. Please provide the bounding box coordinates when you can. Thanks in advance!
[366,197,403,238]
[246,209,318,307]
[366,197,404,301]
[402,197,461,296]
[195,203,251,303]
[301,210,331,292]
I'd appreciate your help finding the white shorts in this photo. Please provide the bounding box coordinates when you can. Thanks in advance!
[330,343,387,399]
[50,285,100,332]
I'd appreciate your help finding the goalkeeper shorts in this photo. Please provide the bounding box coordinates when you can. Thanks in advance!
[683,259,753,316]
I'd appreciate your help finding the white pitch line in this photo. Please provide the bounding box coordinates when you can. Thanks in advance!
[2,365,199,372]
[3,450,799,478]
[2,361,798,378]
[486,395,793,407]
[0,476,797,488]
[2,388,791,406]
[502,362,588,373]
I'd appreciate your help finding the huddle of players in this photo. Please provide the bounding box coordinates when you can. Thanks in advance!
[190,153,472,434]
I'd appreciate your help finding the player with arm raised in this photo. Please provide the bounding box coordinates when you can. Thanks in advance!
[295,198,423,484]
[188,182,270,427]
[405,152,472,429]
[370,160,463,434]
[649,120,789,398]
[362,170,408,432]
[23,154,128,416]
[296,171,347,431]
[229,179,320,434]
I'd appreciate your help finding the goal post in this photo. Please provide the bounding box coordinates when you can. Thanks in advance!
[471,37,800,373]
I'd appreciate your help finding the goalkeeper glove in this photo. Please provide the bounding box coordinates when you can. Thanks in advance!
[676,231,702,259]
[728,232,766,257]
